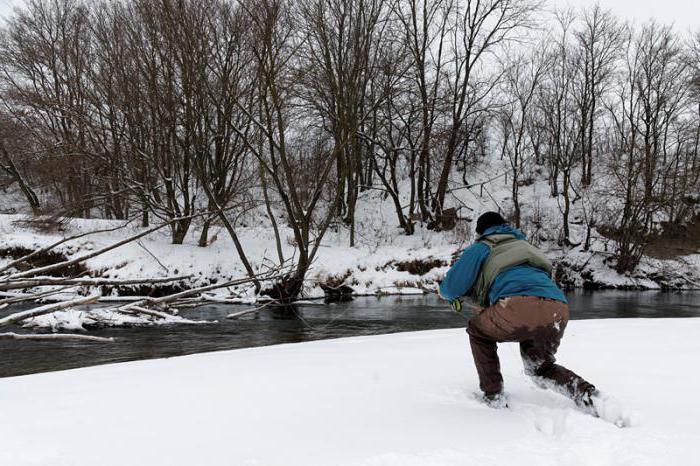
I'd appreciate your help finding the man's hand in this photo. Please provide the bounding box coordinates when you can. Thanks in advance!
[450,299,463,313]
[470,305,484,315]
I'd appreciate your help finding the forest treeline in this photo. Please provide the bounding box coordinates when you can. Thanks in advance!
[0,0,699,297]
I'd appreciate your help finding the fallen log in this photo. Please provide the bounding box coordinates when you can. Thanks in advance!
[0,275,192,292]
[111,273,286,314]
[0,332,114,342]
[117,305,181,320]
[227,301,277,319]
[0,286,79,305]
[0,294,100,328]
[116,306,217,325]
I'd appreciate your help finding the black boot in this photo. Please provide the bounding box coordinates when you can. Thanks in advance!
[576,386,600,417]
[481,392,509,409]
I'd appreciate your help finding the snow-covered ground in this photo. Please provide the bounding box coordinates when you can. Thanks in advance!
[1,195,699,311]
[1,318,697,466]
[0,213,460,302]
[2,144,700,303]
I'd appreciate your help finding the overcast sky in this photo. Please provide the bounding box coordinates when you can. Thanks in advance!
[557,0,699,32]
[0,0,697,31]
[0,0,22,21]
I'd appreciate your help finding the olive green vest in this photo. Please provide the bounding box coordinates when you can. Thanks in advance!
[471,234,553,306]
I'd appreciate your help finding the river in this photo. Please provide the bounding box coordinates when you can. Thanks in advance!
[1,290,699,377]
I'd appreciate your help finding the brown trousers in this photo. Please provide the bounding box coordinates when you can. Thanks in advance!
[467,296,594,401]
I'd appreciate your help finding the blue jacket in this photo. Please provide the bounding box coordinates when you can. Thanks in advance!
[439,225,567,306]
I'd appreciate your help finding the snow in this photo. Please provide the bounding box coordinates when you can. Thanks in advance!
[0,213,460,299]
[21,307,214,331]
[1,318,698,466]
[1,201,698,307]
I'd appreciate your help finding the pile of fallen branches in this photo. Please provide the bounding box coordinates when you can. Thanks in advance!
[0,216,283,342]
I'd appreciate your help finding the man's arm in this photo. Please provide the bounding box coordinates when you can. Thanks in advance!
[438,242,490,301]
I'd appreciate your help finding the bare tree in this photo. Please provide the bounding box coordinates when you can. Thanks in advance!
[604,22,688,272]
[0,0,94,216]
[232,0,345,301]
[574,4,625,187]
[431,0,540,230]
[190,0,260,289]
[539,11,583,246]
[391,0,453,224]
[296,0,396,246]
[497,47,549,228]
[1,0,699,285]
[0,115,41,215]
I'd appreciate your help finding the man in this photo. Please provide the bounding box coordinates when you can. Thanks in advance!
[439,211,598,411]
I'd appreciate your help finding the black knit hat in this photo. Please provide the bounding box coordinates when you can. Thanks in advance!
[476,211,506,235]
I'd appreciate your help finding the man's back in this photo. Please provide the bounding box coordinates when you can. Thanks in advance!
[439,224,565,306]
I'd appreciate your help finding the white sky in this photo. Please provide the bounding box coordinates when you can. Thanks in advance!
[554,0,699,32]
[0,0,697,31]
[0,0,22,20]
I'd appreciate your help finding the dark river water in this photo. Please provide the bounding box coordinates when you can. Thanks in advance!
[1,290,699,378]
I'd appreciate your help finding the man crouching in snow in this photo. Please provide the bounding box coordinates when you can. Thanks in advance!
[440,211,597,411]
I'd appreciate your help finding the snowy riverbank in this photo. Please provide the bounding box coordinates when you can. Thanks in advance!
[1,318,698,466]
[1,212,699,306]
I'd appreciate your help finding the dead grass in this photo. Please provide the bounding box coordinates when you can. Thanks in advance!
[394,258,446,276]
[0,246,86,277]
[645,217,700,259]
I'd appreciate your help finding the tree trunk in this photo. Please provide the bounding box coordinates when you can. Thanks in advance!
[512,170,521,229]
[562,171,571,245]
[0,143,41,215]
[198,219,211,247]
[171,219,191,245]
